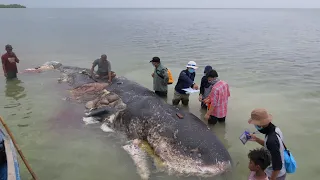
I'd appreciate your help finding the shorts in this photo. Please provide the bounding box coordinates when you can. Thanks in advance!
[172,91,190,105]
[155,91,167,97]
[208,115,226,125]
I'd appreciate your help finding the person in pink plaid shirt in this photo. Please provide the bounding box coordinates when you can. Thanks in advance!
[203,69,230,125]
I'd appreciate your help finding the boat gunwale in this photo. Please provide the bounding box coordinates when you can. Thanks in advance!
[0,124,21,180]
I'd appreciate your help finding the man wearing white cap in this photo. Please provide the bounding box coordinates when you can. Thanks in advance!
[172,61,199,106]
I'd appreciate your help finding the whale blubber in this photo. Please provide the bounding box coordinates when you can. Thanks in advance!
[85,101,94,109]
[99,99,110,105]
[106,93,120,103]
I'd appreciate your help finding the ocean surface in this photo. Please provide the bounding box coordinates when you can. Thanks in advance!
[0,8,319,180]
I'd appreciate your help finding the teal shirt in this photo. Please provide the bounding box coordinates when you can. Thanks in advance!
[93,59,111,75]
[153,64,168,92]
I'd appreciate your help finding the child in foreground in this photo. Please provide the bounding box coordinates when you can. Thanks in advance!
[248,147,271,180]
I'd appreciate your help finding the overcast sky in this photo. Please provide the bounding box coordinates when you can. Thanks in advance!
[0,0,320,8]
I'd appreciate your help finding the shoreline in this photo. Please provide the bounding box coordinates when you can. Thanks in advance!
[0,4,26,8]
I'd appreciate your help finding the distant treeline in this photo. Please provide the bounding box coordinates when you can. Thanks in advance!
[0,4,26,8]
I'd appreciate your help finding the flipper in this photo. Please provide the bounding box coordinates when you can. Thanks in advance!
[123,139,151,180]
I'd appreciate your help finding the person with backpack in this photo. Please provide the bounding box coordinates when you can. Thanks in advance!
[150,57,172,97]
[247,108,287,180]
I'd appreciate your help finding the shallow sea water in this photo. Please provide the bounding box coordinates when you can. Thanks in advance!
[0,8,319,180]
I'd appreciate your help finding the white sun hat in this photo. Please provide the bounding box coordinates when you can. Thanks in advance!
[186,61,198,69]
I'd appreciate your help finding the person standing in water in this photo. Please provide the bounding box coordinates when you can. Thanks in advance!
[248,147,271,180]
[199,65,215,109]
[150,57,168,97]
[204,69,230,125]
[248,108,287,180]
[1,44,20,79]
[90,54,116,83]
[172,61,199,106]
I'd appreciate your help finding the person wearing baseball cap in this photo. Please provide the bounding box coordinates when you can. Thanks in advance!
[172,61,199,106]
[203,69,230,125]
[1,44,20,79]
[247,108,287,180]
[150,56,168,97]
[199,65,216,109]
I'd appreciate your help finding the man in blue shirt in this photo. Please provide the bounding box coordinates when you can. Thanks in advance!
[172,61,199,106]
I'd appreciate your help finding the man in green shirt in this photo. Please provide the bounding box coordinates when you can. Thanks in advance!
[90,54,116,83]
[150,57,168,97]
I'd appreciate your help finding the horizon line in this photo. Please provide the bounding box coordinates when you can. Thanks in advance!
[18,7,320,9]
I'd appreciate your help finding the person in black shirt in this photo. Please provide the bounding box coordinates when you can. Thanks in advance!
[199,65,213,109]
[248,108,287,180]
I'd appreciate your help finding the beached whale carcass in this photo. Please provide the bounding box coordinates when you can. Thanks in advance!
[41,62,233,179]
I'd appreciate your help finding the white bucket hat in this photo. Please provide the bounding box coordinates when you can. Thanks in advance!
[186,61,198,69]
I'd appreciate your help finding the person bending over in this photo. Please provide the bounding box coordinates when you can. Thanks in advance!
[90,54,116,83]
[172,61,199,106]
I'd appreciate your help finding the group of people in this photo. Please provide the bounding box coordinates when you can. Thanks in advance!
[2,45,289,180]
[150,56,230,125]
[247,108,287,180]
[150,57,288,180]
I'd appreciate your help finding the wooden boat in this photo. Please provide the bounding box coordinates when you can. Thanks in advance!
[0,124,21,180]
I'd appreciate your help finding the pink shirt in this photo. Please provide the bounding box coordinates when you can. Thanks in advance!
[209,80,230,118]
[248,171,269,180]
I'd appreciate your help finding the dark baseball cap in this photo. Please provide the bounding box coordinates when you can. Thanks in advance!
[204,65,213,73]
[5,44,12,49]
[150,57,160,63]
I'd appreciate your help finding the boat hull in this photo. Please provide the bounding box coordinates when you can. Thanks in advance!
[0,125,21,180]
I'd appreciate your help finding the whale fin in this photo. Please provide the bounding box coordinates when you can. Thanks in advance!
[123,140,151,180]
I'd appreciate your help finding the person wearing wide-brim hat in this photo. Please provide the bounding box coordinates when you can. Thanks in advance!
[248,108,287,180]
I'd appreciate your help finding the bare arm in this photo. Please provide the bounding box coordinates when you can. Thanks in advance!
[90,65,95,76]
[13,53,19,63]
[108,71,112,81]
[270,170,280,180]
[90,60,98,76]
[255,137,265,146]
[107,61,112,81]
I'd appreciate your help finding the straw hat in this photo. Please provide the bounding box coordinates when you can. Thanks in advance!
[248,108,273,126]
